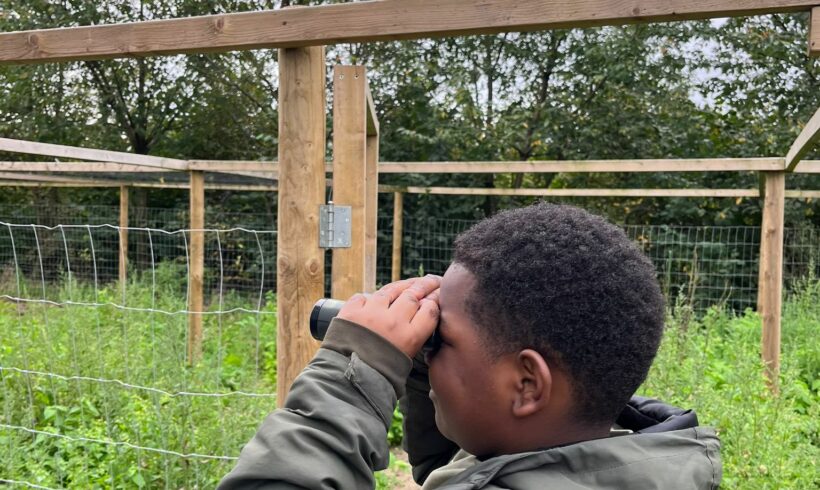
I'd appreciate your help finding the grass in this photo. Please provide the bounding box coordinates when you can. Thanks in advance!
[640,277,819,489]
[0,266,817,488]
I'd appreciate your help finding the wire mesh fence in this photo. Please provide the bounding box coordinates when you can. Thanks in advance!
[0,203,818,487]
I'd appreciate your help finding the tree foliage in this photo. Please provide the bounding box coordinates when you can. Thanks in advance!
[0,3,818,226]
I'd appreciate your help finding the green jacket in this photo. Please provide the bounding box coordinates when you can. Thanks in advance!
[219,319,721,489]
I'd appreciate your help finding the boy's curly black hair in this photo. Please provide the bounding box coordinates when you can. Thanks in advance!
[453,203,665,424]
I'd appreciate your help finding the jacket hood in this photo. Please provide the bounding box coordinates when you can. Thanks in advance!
[438,396,721,489]
[616,395,699,434]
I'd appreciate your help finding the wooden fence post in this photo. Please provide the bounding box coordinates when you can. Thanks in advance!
[188,171,205,365]
[118,185,128,296]
[391,192,404,282]
[277,46,326,405]
[757,171,785,391]
[365,141,379,291]
[331,65,368,300]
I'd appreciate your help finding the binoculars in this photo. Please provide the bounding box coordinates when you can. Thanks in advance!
[310,298,441,353]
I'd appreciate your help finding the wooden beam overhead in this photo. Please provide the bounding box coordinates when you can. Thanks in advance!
[0,138,188,170]
[388,186,762,197]
[379,186,820,198]
[377,158,785,173]
[0,180,277,191]
[0,171,106,184]
[6,158,819,175]
[797,159,820,173]
[187,160,277,172]
[810,7,820,57]
[178,157,804,174]
[785,106,820,171]
[0,161,171,172]
[1,1,817,64]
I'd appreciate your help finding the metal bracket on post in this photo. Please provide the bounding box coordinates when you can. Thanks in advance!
[319,201,352,248]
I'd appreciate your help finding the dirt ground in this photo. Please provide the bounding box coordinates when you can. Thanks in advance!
[385,448,420,489]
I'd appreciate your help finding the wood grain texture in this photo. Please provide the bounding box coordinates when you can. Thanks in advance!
[810,7,820,57]
[391,192,404,282]
[785,106,820,171]
[1,1,816,64]
[366,84,379,137]
[331,65,368,300]
[756,172,785,391]
[119,186,129,293]
[188,171,205,365]
[365,134,379,291]
[276,46,325,405]
[376,158,785,173]
[393,186,764,197]
[0,161,171,172]
[0,138,187,170]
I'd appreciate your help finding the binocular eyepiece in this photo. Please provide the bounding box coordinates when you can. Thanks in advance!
[309,298,441,353]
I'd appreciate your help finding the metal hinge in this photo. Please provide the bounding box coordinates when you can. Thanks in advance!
[319,201,351,248]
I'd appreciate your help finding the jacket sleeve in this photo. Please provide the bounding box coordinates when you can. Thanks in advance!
[400,354,460,485]
[218,319,412,490]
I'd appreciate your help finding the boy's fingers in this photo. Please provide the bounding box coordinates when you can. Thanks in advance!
[338,293,367,317]
[390,275,441,319]
[424,288,440,304]
[372,279,416,307]
[410,298,440,341]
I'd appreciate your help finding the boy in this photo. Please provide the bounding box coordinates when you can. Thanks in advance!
[219,203,721,489]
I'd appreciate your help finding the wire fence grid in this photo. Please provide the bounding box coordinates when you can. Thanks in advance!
[0,203,818,488]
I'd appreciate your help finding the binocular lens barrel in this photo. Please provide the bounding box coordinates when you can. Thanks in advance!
[309,297,442,354]
[309,298,346,341]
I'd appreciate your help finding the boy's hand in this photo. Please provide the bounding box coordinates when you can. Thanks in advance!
[338,276,441,357]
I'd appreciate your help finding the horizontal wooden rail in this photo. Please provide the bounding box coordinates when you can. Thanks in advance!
[0,138,188,170]
[3,178,817,198]
[188,158,792,174]
[0,1,817,64]
[2,159,820,178]
[377,158,786,173]
[0,161,171,172]
[10,157,819,175]
[378,185,820,198]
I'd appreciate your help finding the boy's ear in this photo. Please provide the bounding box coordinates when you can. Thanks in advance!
[511,349,552,418]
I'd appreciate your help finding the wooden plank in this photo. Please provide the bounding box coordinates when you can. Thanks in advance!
[810,7,820,57]
[0,138,188,170]
[377,158,785,173]
[391,192,404,282]
[188,160,277,172]
[276,46,326,405]
[188,171,205,365]
[2,157,801,174]
[366,83,379,137]
[0,181,279,190]
[796,160,820,173]
[785,190,820,198]
[785,106,820,171]
[0,161,171,172]
[0,172,110,184]
[392,186,763,197]
[331,65,368,300]
[757,172,785,391]
[186,157,789,174]
[1,1,817,64]
[365,134,379,291]
[5,180,816,197]
[119,185,129,294]
[0,181,123,188]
